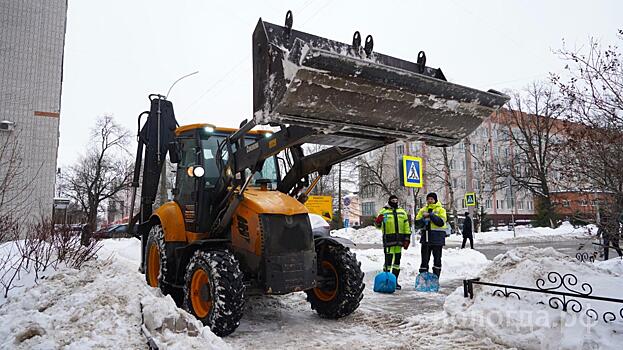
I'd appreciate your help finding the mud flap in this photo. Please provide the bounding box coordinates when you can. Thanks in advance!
[253,13,509,146]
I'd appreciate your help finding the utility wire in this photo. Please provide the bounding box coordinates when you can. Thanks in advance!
[181,1,333,115]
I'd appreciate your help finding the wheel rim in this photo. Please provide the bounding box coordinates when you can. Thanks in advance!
[147,243,160,287]
[191,269,212,318]
[313,260,338,301]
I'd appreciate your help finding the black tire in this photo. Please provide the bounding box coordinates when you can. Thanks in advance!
[305,244,365,319]
[144,225,168,290]
[183,250,245,337]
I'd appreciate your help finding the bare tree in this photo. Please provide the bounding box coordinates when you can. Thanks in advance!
[552,31,623,229]
[0,129,42,224]
[356,146,405,203]
[496,83,565,227]
[61,115,133,244]
[466,135,504,232]
[425,146,460,232]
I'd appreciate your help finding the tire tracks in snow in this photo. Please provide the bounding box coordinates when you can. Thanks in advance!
[228,277,512,349]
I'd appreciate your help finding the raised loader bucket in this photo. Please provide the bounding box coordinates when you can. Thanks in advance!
[252,11,509,146]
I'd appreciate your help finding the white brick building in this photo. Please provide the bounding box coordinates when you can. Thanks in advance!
[0,0,67,219]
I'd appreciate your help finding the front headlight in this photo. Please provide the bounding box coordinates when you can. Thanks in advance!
[193,166,205,177]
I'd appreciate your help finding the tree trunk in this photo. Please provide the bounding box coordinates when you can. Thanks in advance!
[81,204,97,246]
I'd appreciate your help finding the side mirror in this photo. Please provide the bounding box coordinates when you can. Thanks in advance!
[168,142,181,163]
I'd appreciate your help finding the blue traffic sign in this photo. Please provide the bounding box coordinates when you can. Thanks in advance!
[402,156,423,188]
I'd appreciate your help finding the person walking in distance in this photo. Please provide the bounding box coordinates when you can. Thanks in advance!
[598,216,623,260]
[461,212,474,249]
[415,193,447,278]
[375,195,411,290]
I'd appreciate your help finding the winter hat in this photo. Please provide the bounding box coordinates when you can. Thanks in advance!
[426,192,438,203]
[388,194,399,202]
[465,212,470,216]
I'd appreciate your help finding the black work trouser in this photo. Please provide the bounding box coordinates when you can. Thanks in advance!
[461,236,474,249]
[420,244,442,277]
[604,238,623,260]
[383,248,402,274]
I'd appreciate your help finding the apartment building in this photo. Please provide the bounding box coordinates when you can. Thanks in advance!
[0,0,68,219]
[359,115,538,226]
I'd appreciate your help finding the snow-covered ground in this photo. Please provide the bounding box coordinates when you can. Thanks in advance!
[446,222,593,245]
[1,234,621,349]
[333,221,593,245]
[0,239,230,349]
[444,247,623,350]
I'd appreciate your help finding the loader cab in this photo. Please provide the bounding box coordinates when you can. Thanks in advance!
[173,123,280,232]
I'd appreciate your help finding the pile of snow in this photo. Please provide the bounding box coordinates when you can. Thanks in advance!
[332,226,381,244]
[595,257,623,275]
[446,221,592,245]
[0,239,230,349]
[444,246,623,349]
[0,241,52,306]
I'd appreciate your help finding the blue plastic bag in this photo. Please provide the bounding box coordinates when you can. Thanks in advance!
[414,272,439,292]
[373,271,397,293]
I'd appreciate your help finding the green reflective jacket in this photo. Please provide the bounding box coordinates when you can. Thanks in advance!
[375,207,411,236]
[415,202,447,230]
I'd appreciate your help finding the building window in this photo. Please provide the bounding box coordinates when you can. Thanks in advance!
[563,200,570,208]
[580,200,588,207]
[362,202,376,216]
[527,201,533,210]
[396,144,404,155]
[517,201,524,210]
[486,200,492,209]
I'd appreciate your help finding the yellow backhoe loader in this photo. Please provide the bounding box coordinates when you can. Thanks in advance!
[128,11,508,336]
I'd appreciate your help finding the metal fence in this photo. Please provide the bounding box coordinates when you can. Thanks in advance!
[463,271,623,323]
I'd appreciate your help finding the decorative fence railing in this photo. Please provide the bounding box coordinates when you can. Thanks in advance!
[463,271,623,323]
[576,252,596,263]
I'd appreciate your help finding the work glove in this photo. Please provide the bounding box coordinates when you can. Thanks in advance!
[375,214,384,226]
[402,240,410,249]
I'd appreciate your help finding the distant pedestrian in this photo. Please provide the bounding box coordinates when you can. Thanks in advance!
[461,212,474,249]
[375,195,411,290]
[597,216,623,260]
[415,192,447,278]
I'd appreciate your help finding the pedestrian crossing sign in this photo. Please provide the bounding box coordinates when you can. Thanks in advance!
[465,192,476,206]
[402,156,423,188]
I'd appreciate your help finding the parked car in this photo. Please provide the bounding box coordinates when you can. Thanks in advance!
[308,213,330,238]
[93,224,136,239]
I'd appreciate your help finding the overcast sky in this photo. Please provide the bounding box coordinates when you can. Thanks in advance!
[58,0,622,166]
